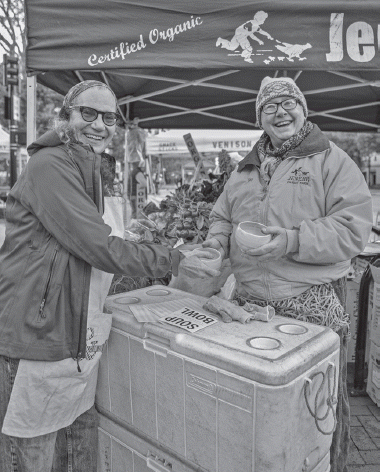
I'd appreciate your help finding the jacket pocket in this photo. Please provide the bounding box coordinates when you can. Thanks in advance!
[37,245,59,321]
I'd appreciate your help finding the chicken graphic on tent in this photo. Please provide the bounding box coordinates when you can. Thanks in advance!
[275,40,312,61]
[216,10,312,64]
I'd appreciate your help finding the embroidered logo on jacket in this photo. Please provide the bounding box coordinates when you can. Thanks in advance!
[287,167,310,185]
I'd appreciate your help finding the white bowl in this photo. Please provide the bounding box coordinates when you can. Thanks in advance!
[235,221,271,251]
[198,248,222,270]
[179,247,222,271]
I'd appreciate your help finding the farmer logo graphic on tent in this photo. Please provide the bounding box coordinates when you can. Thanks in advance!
[216,10,312,64]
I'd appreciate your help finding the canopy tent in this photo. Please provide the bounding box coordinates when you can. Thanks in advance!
[24,0,380,136]
[146,129,262,155]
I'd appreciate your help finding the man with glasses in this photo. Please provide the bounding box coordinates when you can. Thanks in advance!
[203,76,372,472]
[0,80,217,471]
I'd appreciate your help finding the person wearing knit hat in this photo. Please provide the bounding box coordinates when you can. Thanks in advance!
[0,81,216,471]
[202,76,373,472]
[255,76,308,129]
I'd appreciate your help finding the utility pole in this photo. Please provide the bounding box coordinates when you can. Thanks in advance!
[3,54,20,188]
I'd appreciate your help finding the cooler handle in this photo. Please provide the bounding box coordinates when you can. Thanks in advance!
[303,361,337,435]
[143,333,171,357]
[146,452,172,472]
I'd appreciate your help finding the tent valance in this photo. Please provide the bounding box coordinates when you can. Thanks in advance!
[26,1,380,71]
[25,0,380,132]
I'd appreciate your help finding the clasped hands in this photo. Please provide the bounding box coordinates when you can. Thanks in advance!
[177,239,225,279]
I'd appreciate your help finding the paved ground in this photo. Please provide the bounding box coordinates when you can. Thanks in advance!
[347,365,380,472]
[347,398,380,471]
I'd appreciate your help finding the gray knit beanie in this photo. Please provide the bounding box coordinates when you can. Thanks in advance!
[255,76,308,129]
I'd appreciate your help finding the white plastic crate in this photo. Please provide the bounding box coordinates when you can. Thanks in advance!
[96,287,339,472]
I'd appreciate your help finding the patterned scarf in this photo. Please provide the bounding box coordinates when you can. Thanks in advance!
[257,120,314,184]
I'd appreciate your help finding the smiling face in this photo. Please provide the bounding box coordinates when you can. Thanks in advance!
[68,87,117,154]
[260,95,305,148]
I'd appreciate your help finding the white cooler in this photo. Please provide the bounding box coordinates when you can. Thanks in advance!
[96,287,340,472]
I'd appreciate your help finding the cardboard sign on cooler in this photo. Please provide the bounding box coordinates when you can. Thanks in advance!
[159,306,218,332]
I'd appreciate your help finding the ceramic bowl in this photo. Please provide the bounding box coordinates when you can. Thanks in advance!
[235,221,271,251]
[198,247,222,270]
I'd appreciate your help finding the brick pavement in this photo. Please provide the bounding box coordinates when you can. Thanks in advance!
[348,380,380,471]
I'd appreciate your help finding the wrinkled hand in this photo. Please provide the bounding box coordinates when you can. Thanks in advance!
[202,238,226,260]
[179,248,221,278]
[243,226,287,261]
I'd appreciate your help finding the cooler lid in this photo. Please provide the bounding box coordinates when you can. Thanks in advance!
[106,287,340,386]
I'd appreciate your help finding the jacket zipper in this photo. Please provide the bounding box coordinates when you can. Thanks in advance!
[259,172,273,300]
[74,250,92,372]
[75,156,99,372]
[38,247,58,319]
[259,156,293,300]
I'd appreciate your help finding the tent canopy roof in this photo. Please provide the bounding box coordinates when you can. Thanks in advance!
[25,0,380,132]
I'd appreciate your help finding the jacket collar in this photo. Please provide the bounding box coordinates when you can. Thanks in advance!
[237,124,330,172]
[27,130,99,160]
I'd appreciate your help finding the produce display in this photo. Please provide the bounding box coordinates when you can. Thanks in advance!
[125,172,230,247]
[110,150,236,294]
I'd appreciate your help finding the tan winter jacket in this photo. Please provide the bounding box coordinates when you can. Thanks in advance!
[208,125,373,300]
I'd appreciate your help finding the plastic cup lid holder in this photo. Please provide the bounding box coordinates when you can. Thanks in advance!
[114,296,141,305]
[246,337,281,350]
[146,288,171,296]
[276,324,308,335]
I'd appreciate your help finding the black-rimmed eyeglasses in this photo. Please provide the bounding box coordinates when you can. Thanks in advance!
[68,106,121,126]
[262,98,298,115]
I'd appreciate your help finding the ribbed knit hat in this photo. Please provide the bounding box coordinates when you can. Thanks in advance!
[255,76,308,129]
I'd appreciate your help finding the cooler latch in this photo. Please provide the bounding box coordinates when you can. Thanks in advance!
[147,452,172,472]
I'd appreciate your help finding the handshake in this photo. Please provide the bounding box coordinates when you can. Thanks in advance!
[178,238,225,279]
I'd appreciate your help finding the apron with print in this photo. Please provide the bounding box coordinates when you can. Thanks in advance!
[2,197,124,438]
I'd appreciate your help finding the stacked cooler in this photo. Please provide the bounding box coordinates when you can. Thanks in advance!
[367,264,380,406]
[96,286,340,472]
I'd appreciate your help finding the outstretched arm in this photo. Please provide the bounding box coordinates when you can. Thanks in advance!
[257,28,273,40]
[248,33,264,45]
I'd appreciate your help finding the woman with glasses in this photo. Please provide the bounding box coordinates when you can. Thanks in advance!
[0,80,216,471]
[203,76,373,472]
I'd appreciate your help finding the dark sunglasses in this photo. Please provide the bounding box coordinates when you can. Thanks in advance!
[69,106,121,126]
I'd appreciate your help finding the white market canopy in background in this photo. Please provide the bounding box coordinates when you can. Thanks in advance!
[146,129,262,155]
[0,127,9,152]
